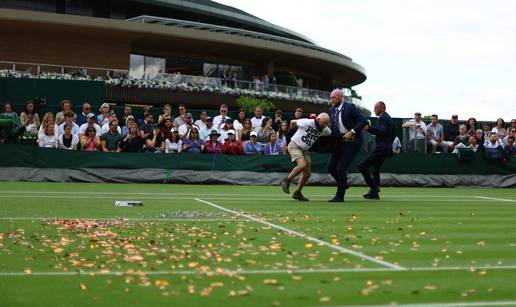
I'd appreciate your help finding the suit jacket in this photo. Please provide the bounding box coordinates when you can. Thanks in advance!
[367,112,395,154]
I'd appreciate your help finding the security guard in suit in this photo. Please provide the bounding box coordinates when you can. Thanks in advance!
[327,89,367,202]
[358,101,395,199]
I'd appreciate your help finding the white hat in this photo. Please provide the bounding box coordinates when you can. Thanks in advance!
[86,113,95,119]
[227,129,236,135]
[250,131,258,137]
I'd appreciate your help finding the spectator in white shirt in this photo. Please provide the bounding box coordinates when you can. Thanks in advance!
[194,110,208,131]
[213,104,229,129]
[58,122,79,150]
[165,128,182,153]
[79,113,101,137]
[100,113,121,135]
[401,112,427,152]
[178,113,198,139]
[251,106,264,130]
[58,111,80,137]
[38,121,58,148]
[233,109,247,132]
[200,117,216,141]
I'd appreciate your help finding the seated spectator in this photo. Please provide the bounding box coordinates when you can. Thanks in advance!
[475,129,485,152]
[158,104,172,126]
[257,117,275,143]
[165,128,182,153]
[178,113,197,139]
[401,112,427,152]
[200,117,216,141]
[143,126,163,154]
[504,136,515,158]
[444,114,460,147]
[221,130,243,155]
[97,103,111,127]
[100,112,121,134]
[0,103,22,140]
[139,112,154,140]
[426,114,449,153]
[55,99,76,125]
[484,132,505,161]
[453,135,479,154]
[137,106,152,127]
[511,119,516,131]
[121,115,136,136]
[204,130,223,154]
[122,105,133,123]
[239,118,253,142]
[20,100,40,134]
[213,104,230,129]
[273,109,283,131]
[182,126,204,153]
[100,119,124,152]
[243,131,263,154]
[392,136,402,155]
[276,120,289,151]
[466,117,477,134]
[38,112,59,140]
[503,127,516,146]
[482,122,491,140]
[80,126,101,151]
[119,124,144,153]
[78,113,101,137]
[453,124,469,147]
[250,106,264,130]
[75,101,92,126]
[58,111,80,137]
[492,118,507,138]
[263,132,283,155]
[195,110,208,131]
[173,104,187,127]
[38,121,58,148]
[219,118,234,142]
[58,122,79,150]
[233,109,247,132]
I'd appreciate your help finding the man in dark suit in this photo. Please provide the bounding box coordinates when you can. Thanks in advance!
[358,101,395,200]
[327,89,367,202]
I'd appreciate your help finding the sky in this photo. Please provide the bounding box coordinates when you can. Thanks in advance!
[215,0,515,121]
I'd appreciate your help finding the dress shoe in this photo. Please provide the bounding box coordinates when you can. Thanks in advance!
[363,189,380,199]
[328,196,344,202]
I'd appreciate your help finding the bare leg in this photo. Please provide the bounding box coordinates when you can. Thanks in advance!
[288,158,307,181]
[295,167,311,194]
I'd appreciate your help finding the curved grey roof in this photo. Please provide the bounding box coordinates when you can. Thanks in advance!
[134,0,317,44]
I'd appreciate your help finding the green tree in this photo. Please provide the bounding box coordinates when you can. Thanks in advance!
[236,96,275,113]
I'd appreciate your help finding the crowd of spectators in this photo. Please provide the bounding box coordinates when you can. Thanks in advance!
[402,112,515,162]
[1,100,514,163]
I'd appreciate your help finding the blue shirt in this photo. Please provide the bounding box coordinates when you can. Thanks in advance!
[244,141,263,154]
[183,138,204,153]
[262,142,283,155]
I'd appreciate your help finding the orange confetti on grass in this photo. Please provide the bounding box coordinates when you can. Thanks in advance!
[79,283,88,291]
[23,268,32,275]
[305,243,313,248]
[263,279,278,285]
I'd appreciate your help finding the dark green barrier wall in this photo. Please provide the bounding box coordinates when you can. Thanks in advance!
[0,78,105,109]
[0,144,513,175]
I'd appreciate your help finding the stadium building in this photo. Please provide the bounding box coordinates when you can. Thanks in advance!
[0,0,366,111]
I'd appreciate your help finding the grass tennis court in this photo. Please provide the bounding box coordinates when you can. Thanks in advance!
[0,182,515,307]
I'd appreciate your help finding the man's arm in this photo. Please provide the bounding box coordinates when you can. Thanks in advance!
[367,116,389,137]
[290,120,297,130]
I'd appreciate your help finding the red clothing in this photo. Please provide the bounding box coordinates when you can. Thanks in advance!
[222,140,244,155]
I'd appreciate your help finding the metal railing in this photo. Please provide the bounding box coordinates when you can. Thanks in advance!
[402,125,427,154]
[0,60,129,79]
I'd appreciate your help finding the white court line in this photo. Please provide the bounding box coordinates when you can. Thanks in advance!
[0,217,238,222]
[2,264,516,277]
[0,190,484,198]
[194,198,405,270]
[0,195,504,203]
[475,196,516,203]
[342,301,516,307]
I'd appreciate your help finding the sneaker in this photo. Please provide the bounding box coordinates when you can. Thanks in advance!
[292,192,309,201]
[281,177,290,194]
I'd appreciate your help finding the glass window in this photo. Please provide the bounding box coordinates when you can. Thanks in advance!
[144,56,165,79]
[129,54,144,79]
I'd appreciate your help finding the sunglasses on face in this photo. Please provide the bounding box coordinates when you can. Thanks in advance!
[221,110,227,113]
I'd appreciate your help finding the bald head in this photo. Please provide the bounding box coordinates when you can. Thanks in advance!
[330,89,344,107]
[374,101,386,116]
[316,112,330,128]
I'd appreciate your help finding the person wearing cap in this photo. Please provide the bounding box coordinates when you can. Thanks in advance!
[178,113,198,139]
[121,115,136,136]
[78,112,101,137]
[219,118,234,142]
[326,89,367,202]
[204,129,223,153]
[97,102,111,127]
[444,114,460,148]
[182,126,204,153]
[200,117,216,141]
[243,131,263,154]
[401,111,427,153]
[281,113,331,201]
[221,129,244,155]
[213,104,230,129]
[164,128,182,153]
[58,111,80,137]
[357,101,395,200]
[194,110,208,131]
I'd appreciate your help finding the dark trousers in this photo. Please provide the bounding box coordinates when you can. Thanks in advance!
[327,141,360,198]
[357,151,389,192]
